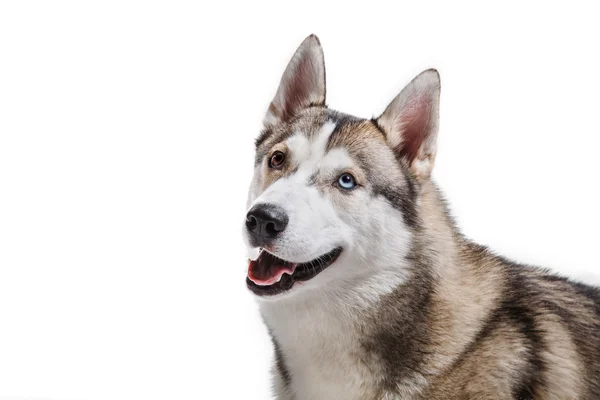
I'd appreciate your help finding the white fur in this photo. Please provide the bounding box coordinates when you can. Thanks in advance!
[293,121,336,180]
[244,119,415,399]
[318,147,354,172]
[245,118,413,298]
[247,122,347,264]
[286,134,311,165]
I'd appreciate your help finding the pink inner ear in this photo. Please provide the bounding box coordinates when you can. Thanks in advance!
[282,55,317,121]
[395,96,432,163]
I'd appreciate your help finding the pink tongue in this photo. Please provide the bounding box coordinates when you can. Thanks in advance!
[248,252,296,286]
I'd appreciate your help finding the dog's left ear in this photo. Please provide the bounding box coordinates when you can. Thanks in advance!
[263,34,326,127]
[376,69,440,179]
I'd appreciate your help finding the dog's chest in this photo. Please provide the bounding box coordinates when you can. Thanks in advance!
[284,334,371,399]
[263,303,380,400]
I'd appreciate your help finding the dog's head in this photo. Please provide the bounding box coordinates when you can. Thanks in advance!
[243,35,440,300]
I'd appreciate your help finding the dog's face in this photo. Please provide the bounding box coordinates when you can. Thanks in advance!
[243,35,440,300]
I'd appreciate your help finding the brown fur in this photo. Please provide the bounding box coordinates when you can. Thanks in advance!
[256,109,600,398]
[256,112,600,399]
[364,181,600,399]
[250,36,600,399]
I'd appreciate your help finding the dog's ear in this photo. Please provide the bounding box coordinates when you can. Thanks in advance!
[263,35,326,127]
[376,69,440,179]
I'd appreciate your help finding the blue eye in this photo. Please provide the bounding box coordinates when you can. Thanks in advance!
[337,173,357,190]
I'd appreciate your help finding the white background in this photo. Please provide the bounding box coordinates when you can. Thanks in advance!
[1,1,599,399]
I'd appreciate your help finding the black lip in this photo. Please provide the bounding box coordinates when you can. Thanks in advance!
[246,247,343,297]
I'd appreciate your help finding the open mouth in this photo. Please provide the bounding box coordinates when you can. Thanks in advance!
[246,247,343,296]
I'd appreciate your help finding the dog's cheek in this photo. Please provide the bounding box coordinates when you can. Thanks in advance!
[364,199,413,264]
[306,189,353,246]
[322,188,370,252]
[328,188,369,226]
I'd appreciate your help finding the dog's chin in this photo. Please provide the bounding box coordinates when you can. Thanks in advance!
[246,247,343,298]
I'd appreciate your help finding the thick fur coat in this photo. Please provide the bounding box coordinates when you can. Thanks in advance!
[242,35,600,399]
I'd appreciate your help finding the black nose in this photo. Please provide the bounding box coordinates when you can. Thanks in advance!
[246,204,288,246]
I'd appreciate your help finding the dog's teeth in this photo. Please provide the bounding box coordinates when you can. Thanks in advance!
[247,247,262,261]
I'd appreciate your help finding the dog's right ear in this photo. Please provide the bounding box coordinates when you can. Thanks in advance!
[263,35,326,127]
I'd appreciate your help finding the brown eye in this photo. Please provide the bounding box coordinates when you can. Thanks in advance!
[269,151,285,169]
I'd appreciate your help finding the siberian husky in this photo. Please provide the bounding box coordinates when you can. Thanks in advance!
[242,35,600,399]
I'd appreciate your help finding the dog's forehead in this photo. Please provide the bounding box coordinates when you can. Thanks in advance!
[256,107,386,169]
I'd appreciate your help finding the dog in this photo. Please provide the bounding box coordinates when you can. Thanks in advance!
[242,34,600,399]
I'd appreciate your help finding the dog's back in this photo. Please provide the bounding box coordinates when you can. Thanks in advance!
[421,240,600,399]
